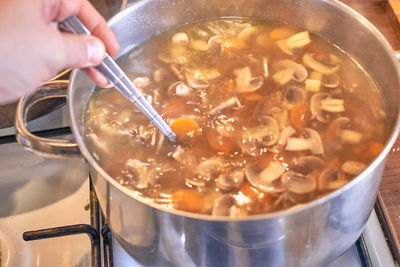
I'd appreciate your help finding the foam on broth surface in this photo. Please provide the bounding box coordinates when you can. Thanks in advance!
[84,18,387,217]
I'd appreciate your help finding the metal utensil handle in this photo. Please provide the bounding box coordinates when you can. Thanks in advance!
[61,16,177,142]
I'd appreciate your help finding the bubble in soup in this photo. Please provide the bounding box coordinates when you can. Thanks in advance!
[84,18,388,217]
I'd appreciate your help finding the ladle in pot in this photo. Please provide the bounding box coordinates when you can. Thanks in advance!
[60,16,177,142]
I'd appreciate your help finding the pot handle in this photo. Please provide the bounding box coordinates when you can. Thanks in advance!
[15,80,81,158]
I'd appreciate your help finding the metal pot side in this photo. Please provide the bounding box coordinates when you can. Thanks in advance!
[66,0,400,266]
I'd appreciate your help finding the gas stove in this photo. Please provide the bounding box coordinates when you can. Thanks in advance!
[0,107,397,267]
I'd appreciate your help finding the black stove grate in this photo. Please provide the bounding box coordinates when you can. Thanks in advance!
[23,177,112,267]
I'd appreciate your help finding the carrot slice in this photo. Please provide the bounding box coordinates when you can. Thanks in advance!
[170,117,202,138]
[162,98,192,118]
[270,27,294,40]
[366,142,384,158]
[171,189,204,213]
[241,92,263,101]
[327,158,341,169]
[223,38,246,53]
[290,102,310,130]
[239,182,271,204]
[206,128,234,154]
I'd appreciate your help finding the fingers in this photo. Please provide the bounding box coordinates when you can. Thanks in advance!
[50,0,120,57]
[60,33,105,68]
[83,67,109,87]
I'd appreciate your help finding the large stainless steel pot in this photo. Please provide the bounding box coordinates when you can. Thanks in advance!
[15,0,400,266]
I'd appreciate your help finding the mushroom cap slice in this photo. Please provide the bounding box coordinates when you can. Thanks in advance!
[318,167,347,191]
[125,159,156,189]
[310,92,330,123]
[272,60,308,85]
[283,86,306,109]
[208,35,224,54]
[234,67,264,93]
[216,168,245,191]
[168,81,191,97]
[245,161,286,192]
[342,161,367,176]
[241,116,280,150]
[291,156,326,174]
[172,32,189,45]
[238,26,260,40]
[286,128,324,155]
[304,128,324,155]
[212,194,234,216]
[322,73,340,88]
[303,53,340,75]
[281,171,316,194]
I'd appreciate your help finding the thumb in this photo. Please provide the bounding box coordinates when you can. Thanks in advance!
[59,33,105,69]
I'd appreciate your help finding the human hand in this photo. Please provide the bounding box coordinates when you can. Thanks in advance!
[0,0,120,105]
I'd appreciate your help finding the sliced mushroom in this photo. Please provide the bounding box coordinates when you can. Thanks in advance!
[154,68,168,83]
[209,97,238,115]
[190,39,208,51]
[207,35,224,54]
[277,31,311,55]
[216,168,245,191]
[185,69,220,89]
[125,159,156,189]
[281,171,316,194]
[241,116,280,150]
[172,145,196,166]
[168,81,191,97]
[325,117,350,154]
[322,73,340,88]
[320,98,345,113]
[342,161,367,176]
[286,128,324,154]
[272,60,308,85]
[172,32,189,45]
[283,86,306,109]
[291,156,326,175]
[195,156,224,180]
[234,67,264,93]
[133,77,151,89]
[238,26,259,40]
[303,53,340,75]
[212,194,234,216]
[277,125,296,148]
[310,93,330,123]
[318,167,347,191]
[245,161,286,192]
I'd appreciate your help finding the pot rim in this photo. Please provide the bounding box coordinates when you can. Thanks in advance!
[68,0,400,222]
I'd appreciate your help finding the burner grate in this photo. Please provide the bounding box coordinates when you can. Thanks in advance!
[22,177,112,267]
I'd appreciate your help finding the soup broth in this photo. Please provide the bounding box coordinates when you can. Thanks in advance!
[85,18,387,217]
